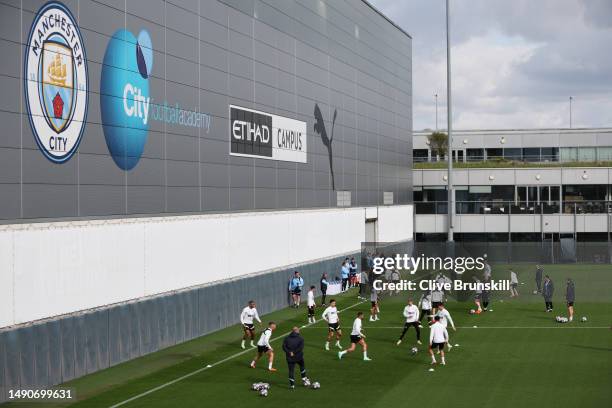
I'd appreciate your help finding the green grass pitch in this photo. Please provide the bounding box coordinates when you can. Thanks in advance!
[5,264,611,408]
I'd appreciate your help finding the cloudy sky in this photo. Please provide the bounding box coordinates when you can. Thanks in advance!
[369,0,612,130]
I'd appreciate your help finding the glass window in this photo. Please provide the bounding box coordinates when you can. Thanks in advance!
[560,147,577,162]
[597,147,612,161]
[578,147,596,162]
[522,148,540,162]
[413,149,429,162]
[466,148,484,161]
[503,148,522,160]
[541,147,558,162]
[486,148,503,160]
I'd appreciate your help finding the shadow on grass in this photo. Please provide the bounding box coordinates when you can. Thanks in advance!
[569,344,612,352]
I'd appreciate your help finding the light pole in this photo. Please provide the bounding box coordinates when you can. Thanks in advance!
[435,93,438,130]
[569,96,573,128]
[446,0,454,242]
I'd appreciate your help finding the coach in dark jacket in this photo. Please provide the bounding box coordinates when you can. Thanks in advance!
[543,275,554,312]
[535,265,543,293]
[282,327,308,389]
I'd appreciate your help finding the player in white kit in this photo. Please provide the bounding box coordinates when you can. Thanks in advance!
[338,312,371,361]
[322,299,343,350]
[240,300,262,349]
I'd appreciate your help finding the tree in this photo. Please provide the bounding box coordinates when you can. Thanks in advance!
[427,131,448,159]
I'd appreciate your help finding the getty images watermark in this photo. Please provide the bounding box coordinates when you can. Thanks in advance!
[366,252,511,292]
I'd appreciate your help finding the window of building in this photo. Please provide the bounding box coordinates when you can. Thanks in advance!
[486,148,503,160]
[522,148,540,162]
[503,148,522,160]
[413,149,429,162]
[560,147,577,162]
[540,147,558,162]
[597,147,612,161]
[466,148,484,161]
[578,147,596,162]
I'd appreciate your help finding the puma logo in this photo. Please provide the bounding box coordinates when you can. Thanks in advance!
[313,104,337,190]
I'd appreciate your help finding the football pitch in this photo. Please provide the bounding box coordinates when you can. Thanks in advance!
[5,264,611,408]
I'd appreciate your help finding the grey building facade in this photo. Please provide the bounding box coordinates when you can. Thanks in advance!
[0,0,412,222]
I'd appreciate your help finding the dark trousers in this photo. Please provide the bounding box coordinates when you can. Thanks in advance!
[321,289,327,305]
[545,300,553,310]
[359,283,366,297]
[420,309,430,323]
[399,321,420,341]
[287,359,306,384]
[342,278,349,291]
[536,280,542,292]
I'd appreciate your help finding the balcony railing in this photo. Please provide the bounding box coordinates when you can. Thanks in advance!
[415,200,612,215]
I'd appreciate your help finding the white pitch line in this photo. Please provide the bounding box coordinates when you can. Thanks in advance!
[108,300,365,408]
[301,326,610,329]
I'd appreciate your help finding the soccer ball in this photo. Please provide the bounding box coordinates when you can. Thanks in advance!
[555,316,568,323]
[410,346,418,355]
[252,382,269,391]
[259,388,269,397]
[533,290,538,295]
[581,316,587,322]
[303,377,311,387]
[311,381,321,389]
[469,309,476,315]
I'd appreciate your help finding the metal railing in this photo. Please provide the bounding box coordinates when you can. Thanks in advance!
[415,200,612,215]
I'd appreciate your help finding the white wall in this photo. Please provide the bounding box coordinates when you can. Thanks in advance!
[0,205,413,328]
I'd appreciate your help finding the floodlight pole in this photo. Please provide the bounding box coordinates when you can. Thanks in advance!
[446,0,454,242]
[569,96,573,128]
[435,93,439,130]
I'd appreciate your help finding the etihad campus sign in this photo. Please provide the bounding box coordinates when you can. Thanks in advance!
[230,105,307,163]
[24,2,88,163]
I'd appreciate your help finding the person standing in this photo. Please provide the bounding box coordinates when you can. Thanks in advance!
[359,269,369,299]
[434,304,456,351]
[483,260,492,280]
[349,257,358,287]
[510,270,519,297]
[418,290,432,325]
[566,278,575,322]
[282,327,310,389]
[428,315,449,365]
[289,271,304,308]
[338,312,371,361]
[473,277,483,313]
[341,261,350,291]
[369,286,380,321]
[320,273,329,306]
[543,275,554,312]
[396,298,421,345]
[535,265,543,294]
[250,322,277,372]
[322,299,342,350]
[306,286,317,324]
[240,300,262,349]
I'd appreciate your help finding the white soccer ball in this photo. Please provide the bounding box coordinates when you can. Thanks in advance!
[581,316,587,322]
[533,290,538,295]
[259,388,269,397]
[469,309,476,315]
[311,381,320,389]
[410,346,418,355]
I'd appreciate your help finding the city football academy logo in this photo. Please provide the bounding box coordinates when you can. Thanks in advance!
[100,29,152,170]
[24,1,88,163]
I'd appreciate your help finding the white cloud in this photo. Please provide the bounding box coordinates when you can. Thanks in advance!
[370,0,612,130]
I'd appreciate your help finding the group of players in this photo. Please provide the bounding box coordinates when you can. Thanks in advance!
[242,277,458,373]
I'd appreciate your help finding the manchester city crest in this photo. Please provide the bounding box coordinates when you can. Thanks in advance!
[24,2,88,163]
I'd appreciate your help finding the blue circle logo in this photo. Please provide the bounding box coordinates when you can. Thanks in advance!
[100,29,152,170]
[24,2,89,163]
